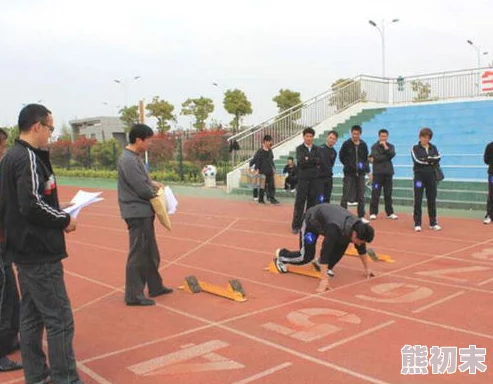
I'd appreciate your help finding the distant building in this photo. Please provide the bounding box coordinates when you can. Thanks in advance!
[69,116,126,146]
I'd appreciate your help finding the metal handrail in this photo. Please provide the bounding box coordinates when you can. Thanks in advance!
[227,66,493,171]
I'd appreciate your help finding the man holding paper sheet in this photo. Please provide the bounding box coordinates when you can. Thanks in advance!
[0,104,83,383]
[117,123,173,306]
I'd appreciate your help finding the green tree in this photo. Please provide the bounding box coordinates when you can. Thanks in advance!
[119,105,139,131]
[328,78,366,111]
[223,89,253,133]
[272,89,302,120]
[146,96,176,133]
[59,123,73,141]
[411,80,432,102]
[181,97,214,130]
[0,126,19,148]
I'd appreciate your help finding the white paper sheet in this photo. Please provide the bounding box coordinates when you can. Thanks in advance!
[164,186,178,214]
[63,190,104,218]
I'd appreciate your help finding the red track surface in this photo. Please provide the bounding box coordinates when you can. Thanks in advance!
[3,186,493,384]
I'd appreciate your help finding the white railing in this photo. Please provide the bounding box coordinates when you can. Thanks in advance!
[227,66,493,170]
[227,75,390,167]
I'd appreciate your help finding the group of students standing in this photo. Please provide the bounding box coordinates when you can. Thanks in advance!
[250,124,461,233]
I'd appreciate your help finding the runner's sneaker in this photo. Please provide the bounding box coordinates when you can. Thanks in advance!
[484,216,492,225]
[430,225,442,231]
[387,214,398,220]
[369,214,377,220]
[274,250,287,273]
[414,226,422,232]
[327,269,335,277]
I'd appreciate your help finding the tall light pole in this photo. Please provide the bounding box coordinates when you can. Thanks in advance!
[467,40,488,68]
[113,75,141,107]
[369,19,399,78]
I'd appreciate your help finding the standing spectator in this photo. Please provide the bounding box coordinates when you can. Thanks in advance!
[117,124,174,306]
[483,141,493,224]
[0,104,83,383]
[283,156,297,192]
[250,135,280,205]
[317,130,338,203]
[291,128,321,233]
[411,127,442,232]
[0,127,22,372]
[339,125,370,222]
[369,129,398,220]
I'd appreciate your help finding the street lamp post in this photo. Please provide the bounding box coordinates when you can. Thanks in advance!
[467,40,488,68]
[113,76,141,107]
[369,19,399,78]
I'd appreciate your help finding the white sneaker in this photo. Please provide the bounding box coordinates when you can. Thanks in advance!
[387,214,398,220]
[369,214,377,220]
[484,216,492,225]
[414,226,422,232]
[360,218,370,224]
[274,250,288,273]
[327,269,335,277]
[430,225,442,231]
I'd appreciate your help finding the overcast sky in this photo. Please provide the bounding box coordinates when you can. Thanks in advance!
[0,0,491,133]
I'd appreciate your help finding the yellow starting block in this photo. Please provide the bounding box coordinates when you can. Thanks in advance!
[266,261,321,278]
[178,275,247,302]
[345,246,395,263]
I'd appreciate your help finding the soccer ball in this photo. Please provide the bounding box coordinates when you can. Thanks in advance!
[202,165,217,178]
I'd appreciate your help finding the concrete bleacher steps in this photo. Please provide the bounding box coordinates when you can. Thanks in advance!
[232,178,489,211]
[232,99,493,211]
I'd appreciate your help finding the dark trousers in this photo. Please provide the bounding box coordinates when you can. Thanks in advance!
[370,173,394,216]
[291,178,319,230]
[487,173,493,218]
[0,259,20,358]
[284,175,297,190]
[262,173,276,202]
[317,176,334,204]
[125,216,165,302]
[341,174,366,218]
[278,221,346,269]
[413,171,438,226]
[16,261,82,384]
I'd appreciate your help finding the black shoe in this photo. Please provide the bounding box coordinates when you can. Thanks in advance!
[32,376,53,384]
[3,340,20,355]
[126,298,155,306]
[270,199,280,205]
[0,357,23,372]
[149,286,174,297]
[291,228,300,234]
[258,200,266,204]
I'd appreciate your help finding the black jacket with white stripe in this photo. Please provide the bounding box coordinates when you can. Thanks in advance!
[411,142,441,174]
[0,139,70,264]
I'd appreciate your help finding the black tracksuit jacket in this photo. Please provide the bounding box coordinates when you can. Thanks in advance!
[0,139,70,265]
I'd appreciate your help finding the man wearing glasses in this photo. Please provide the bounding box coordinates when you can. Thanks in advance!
[0,104,83,383]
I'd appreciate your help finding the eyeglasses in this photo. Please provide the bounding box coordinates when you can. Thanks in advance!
[40,123,55,132]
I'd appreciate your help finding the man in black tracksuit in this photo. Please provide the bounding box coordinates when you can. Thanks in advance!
[0,128,22,372]
[411,127,441,231]
[275,204,375,292]
[317,130,338,204]
[369,129,397,219]
[339,125,370,219]
[0,104,84,384]
[291,128,321,233]
[250,135,279,205]
[483,141,493,224]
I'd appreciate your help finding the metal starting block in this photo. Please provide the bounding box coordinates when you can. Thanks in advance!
[178,275,247,302]
[345,245,395,263]
[266,261,321,278]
